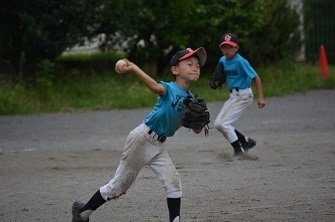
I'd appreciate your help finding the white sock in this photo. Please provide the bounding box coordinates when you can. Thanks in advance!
[173,216,180,222]
[79,210,94,221]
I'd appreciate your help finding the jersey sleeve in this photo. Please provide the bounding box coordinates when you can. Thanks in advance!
[241,59,257,79]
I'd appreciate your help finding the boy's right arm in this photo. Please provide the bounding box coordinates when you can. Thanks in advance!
[119,59,165,95]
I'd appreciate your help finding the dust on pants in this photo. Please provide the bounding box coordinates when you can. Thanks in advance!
[100,123,182,201]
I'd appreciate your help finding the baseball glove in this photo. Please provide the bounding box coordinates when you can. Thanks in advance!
[182,95,210,136]
[209,62,226,89]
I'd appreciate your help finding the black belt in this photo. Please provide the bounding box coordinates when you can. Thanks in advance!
[229,88,239,93]
[148,129,167,143]
[229,86,250,93]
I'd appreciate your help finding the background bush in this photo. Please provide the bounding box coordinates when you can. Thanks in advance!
[1,0,302,79]
[0,57,334,115]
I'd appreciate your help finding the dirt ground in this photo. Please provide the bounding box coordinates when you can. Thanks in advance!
[0,89,334,222]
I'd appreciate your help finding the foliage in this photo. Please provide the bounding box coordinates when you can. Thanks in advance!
[0,62,334,115]
[243,0,302,66]
[58,51,124,62]
[0,0,302,80]
[0,0,104,79]
[96,0,205,74]
[55,51,125,74]
[92,0,302,74]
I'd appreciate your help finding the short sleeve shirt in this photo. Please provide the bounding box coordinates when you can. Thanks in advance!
[219,53,257,90]
[144,81,192,137]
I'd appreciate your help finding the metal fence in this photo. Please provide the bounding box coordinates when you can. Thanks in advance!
[304,0,335,64]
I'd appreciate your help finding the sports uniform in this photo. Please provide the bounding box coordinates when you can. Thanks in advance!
[71,47,207,222]
[100,81,191,201]
[213,33,266,155]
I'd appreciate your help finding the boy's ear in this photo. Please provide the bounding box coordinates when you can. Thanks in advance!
[171,66,179,75]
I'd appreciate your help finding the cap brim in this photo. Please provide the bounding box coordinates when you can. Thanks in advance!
[178,47,207,67]
[219,41,238,47]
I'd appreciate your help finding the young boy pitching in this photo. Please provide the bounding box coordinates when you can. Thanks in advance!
[71,47,207,222]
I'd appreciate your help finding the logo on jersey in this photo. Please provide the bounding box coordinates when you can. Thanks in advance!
[171,95,183,108]
[225,70,238,76]
[171,95,188,113]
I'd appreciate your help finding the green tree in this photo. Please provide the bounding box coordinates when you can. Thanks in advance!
[95,0,301,74]
[0,0,302,79]
[0,0,104,79]
[96,0,206,74]
[243,0,302,66]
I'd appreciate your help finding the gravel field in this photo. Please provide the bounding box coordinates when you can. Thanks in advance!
[0,89,334,222]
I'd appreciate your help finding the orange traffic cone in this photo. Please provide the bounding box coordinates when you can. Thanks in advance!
[319,45,330,79]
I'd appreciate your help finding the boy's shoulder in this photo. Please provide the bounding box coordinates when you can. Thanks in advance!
[233,53,245,60]
[231,53,249,63]
[160,81,185,92]
[220,53,244,62]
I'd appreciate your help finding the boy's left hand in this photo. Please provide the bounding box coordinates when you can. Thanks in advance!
[258,99,266,109]
[192,128,202,134]
[182,95,210,136]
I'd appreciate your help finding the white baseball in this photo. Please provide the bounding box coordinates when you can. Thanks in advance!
[115,59,127,74]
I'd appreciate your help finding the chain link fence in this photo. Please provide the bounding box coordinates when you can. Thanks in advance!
[304,0,335,64]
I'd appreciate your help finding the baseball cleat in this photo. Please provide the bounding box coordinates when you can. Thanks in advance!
[241,137,256,151]
[72,201,89,222]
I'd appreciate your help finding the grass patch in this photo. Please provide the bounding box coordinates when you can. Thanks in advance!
[188,62,335,102]
[0,62,334,115]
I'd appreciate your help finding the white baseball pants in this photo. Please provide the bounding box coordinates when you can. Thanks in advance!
[100,123,182,200]
[214,88,253,143]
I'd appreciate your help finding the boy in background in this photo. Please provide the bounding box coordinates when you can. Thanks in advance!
[212,33,266,156]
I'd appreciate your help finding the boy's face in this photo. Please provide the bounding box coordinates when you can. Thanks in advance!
[171,56,200,82]
[220,44,239,60]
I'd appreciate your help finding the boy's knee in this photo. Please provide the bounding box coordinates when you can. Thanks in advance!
[164,172,182,198]
[214,120,222,131]
[100,171,137,200]
[214,121,227,133]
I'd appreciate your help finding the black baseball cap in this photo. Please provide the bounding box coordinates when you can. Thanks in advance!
[170,47,207,67]
[219,33,239,47]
